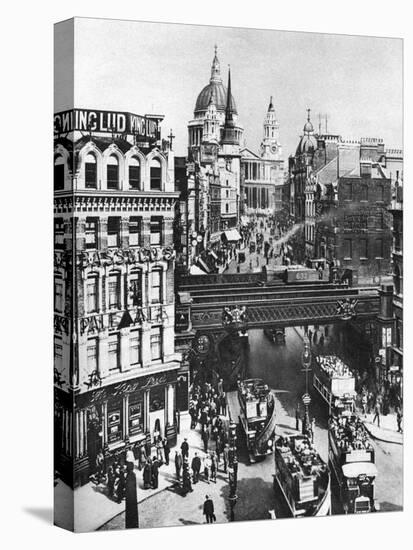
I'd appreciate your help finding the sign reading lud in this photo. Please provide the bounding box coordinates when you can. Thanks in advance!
[54,108,163,141]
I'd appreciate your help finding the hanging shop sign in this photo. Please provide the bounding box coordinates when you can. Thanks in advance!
[54,108,162,141]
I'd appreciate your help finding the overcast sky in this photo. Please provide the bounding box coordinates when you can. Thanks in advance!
[56,17,403,158]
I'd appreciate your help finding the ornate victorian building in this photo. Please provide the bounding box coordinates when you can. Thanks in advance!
[241,97,285,215]
[186,48,243,272]
[54,109,184,486]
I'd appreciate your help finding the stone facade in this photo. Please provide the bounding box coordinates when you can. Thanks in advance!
[54,119,183,487]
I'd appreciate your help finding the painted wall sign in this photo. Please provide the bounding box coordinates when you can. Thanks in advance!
[54,108,161,140]
[77,246,175,268]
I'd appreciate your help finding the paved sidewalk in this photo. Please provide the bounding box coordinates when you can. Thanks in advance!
[55,412,231,532]
[362,413,403,445]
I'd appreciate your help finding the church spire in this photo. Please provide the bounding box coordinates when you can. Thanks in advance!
[268,95,275,112]
[210,44,221,83]
[224,66,234,125]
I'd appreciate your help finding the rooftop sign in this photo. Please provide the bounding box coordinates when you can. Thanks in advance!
[54,108,163,141]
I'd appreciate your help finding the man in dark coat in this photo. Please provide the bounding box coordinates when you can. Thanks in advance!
[143,458,152,490]
[181,438,189,459]
[191,452,201,483]
[163,438,170,465]
[202,429,209,453]
[175,450,183,480]
[125,462,139,529]
[151,456,159,489]
[203,495,215,524]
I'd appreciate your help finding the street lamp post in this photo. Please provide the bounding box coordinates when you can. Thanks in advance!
[301,340,312,436]
[227,420,238,521]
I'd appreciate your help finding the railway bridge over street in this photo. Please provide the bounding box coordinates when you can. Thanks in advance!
[174,271,394,386]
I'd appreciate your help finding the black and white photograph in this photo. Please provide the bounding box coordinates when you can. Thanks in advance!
[52,15,403,533]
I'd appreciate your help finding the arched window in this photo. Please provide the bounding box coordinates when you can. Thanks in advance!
[85,153,97,189]
[129,156,141,190]
[107,155,119,189]
[150,158,162,190]
[54,155,65,191]
[129,270,142,307]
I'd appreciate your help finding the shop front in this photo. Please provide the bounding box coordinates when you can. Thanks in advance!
[67,368,178,487]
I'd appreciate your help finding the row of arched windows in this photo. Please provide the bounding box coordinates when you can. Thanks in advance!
[54,144,166,192]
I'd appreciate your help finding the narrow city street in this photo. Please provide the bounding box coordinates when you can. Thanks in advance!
[100,325,402,530]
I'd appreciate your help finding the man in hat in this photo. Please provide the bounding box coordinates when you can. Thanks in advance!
[203,495,215,524]
[191,452,201,484]
[180,438,189,459]
[175,450,183,481]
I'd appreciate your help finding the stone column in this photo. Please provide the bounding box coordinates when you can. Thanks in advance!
[167,384,174,426]
[141,323,152,367]
[98,329,109,379]
[124,394,129,442]
[120,327,130,372]
[120,217,129,249]
[102,402,108,447]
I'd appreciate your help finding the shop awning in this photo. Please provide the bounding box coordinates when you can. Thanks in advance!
[342,462,377,478]
[189,265,206,275]
[197,258,211,273]
[222,229,242,242]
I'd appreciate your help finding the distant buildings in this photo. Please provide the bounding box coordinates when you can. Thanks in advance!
[288,111,402,286]
[241,97,286,216]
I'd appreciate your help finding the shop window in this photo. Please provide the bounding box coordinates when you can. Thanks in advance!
[85,217,98,249]
[108,273,121,310]
[129,216,141,246]
[343,238,352,259]
[360,238,368,259]
[129,157,141,190]
[107,155,119,190]
[85,153,97,189]
[150,158,162,190]
[150,328,162,361]
[107,217,120,248]
[151,270,162,304]
[54,279,64,312]
[150,217,162,246]
[129,271,142,307]
[149,384,165,412]
[86,276,98,313]
[130,331,140,366]
[54,218,64,249]
[108,335,120,372]
[107,399,123,443]
[87,339,98,372]
[54,156,65,191]
[128,395,143,436]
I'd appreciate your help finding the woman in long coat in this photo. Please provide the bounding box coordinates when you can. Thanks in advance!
[143,458,152,490]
